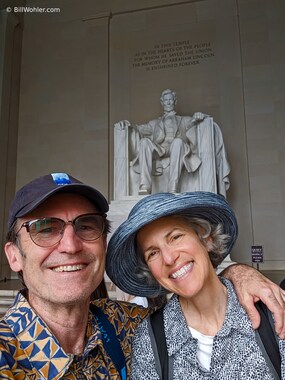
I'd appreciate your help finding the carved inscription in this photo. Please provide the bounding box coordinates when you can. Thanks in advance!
[132,40,214,71]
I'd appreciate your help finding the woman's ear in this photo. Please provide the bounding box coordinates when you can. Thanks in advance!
[5,242,24,272]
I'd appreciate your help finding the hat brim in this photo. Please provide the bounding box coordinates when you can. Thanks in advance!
[106,192,238,297]
[15,184,109,219]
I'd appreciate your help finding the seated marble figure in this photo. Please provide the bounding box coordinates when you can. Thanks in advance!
[114,89,230,198]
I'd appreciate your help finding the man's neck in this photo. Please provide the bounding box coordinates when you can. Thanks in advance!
[29,295,90,354]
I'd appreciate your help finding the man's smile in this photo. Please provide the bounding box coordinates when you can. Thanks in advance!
[52,264,87,272]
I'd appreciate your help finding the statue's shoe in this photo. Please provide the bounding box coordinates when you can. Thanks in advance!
[139,185,150,195]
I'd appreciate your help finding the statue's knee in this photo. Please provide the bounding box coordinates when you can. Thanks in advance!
[140,138,153,151]
[141,137,149,144]
[170,138,184,151]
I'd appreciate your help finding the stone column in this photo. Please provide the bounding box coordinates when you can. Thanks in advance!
[197,117,217,193]
[114,124,129,199]
[0,9,22,280]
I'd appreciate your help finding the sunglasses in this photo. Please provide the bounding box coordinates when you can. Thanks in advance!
[16,213,106,247]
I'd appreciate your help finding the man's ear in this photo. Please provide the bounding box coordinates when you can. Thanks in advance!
[5,242,24,272]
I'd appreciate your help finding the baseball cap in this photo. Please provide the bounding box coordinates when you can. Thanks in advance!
[8,172,109,229]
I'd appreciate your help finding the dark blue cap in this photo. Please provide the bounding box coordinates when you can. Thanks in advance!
[8,172,109,229]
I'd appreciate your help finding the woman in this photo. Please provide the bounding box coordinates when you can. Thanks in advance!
[106,191,284,379]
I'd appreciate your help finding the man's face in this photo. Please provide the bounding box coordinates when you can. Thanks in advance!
[8,193,106,309]
[161,93,176,112]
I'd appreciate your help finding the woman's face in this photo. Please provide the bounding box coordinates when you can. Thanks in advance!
[137,216,215,298]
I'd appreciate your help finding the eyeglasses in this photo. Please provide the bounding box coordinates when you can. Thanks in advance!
[16,213,107,247]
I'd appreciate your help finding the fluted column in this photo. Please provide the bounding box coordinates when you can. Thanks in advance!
[0,9,22,280]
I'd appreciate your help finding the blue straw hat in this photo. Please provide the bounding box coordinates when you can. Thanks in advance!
[106,191,238,297]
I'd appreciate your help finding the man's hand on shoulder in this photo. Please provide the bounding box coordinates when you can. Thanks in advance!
[222,263,285,338]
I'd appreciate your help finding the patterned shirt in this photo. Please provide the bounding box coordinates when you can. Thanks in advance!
[131,278,285,379]
[0,291,149,379]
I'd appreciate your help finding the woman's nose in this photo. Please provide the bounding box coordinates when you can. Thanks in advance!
[162,246,179,265]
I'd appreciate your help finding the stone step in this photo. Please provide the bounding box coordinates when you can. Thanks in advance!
[107,291,117,300]
[0,289,18,317]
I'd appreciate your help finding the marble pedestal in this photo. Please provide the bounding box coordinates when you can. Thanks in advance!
[108,196,143,238]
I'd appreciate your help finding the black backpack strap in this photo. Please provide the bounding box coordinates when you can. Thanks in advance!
[255,301,281,380]
[149,308,169,380]
[90,304,127,380]
[148,317,163,379]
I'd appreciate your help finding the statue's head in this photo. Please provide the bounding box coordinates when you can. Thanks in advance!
[160,89,177,112]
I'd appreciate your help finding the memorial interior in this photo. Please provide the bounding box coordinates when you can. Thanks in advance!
[0,0,285,310]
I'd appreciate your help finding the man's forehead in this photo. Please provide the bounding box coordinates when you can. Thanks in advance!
[20,193,99,218]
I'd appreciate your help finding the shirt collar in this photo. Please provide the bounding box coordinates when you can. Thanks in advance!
[4,291,102,379]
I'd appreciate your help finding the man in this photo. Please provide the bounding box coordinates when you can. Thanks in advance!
[0,172,284,379]
[117,89,229,195]
[0,172,149,379]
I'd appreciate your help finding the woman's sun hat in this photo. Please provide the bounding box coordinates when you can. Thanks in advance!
[106,191,238,297]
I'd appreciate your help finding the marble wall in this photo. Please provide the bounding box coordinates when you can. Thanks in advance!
[0,0,284,280]
[110,0,252,264]
[0,7,23,279]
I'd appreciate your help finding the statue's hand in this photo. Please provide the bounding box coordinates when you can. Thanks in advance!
[192,112,207,122]
[114,120,131,130]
